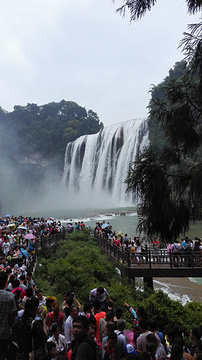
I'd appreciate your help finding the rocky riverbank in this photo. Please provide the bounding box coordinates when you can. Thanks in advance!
[154,277,202,304]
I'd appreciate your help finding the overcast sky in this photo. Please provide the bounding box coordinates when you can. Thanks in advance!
[0,0,200,127]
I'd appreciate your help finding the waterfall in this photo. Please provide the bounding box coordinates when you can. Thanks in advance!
[61,118,148,207]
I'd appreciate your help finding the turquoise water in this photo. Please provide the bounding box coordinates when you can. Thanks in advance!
[189,277,202,285]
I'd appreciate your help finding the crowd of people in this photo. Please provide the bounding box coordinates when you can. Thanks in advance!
[0,217,202,360]
[94,223,202,266]
[0,215,64,269]
[1,270,202,360]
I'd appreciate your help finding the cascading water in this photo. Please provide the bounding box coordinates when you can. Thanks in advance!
[62,118,148,207]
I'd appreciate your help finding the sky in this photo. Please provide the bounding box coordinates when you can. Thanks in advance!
[0,0,200,127]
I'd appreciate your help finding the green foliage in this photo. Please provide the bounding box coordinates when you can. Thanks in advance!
[126,58,202,242]
[34,230,202,338]
[35,231,119,302]
[0,100,103,171]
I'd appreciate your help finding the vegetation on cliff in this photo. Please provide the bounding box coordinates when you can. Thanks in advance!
[0,100,103,171]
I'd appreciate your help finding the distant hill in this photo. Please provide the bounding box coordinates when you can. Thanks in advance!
[0,99,103,171]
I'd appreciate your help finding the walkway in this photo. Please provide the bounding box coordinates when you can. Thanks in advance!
[95,234,202,288]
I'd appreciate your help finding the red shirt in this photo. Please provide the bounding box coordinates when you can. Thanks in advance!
[46,311,64,330]
[94,311,106,341]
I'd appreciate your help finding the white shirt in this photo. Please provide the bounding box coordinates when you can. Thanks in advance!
[64,315,74,345]
[89,288,109,303]
[48,334,66,352]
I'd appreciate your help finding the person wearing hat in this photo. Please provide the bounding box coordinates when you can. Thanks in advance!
[123,344,137,359]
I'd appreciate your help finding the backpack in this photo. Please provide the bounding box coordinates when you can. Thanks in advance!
[81,337,104,360]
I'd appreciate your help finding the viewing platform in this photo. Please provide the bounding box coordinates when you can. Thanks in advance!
[95,234,202,288]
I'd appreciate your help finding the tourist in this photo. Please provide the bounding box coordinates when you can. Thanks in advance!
[62,292,81,316]
[36,289,46,317]
[25,271,35,293]
[103,331,117,360]
[136,319,151,353]
[71,315,97,360]
[81,301,93,319]
[2,238,10,255]
[151,237,160,263]
[193,340,202,359]
[114,319,128,360]
[64,305,79,350]
[130,242,136,264]
[47,341,58,360]
[41,296,56,318]
[11,278,26,300]
[123,344,137,359]
[7,273,17,291]
[99,310,114,343]
[190,327,201,356]
[19,274,27,290]
[114,235,121,247]
[167,241,173,260]
[172,239,181,267]
[47,323,66,357]
[13,296,48,360]
[89,286,109,311]
[146,333,167,360]
[0,271,17,360]
[46,300,65,335]
[93,300,106,342]
[124,303,145,326]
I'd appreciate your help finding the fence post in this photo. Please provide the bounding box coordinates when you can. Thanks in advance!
[169,249,172,268]
[149,249,152,268]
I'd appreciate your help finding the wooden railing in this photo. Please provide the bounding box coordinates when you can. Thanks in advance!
[95,233,202,269]
[26,228,66,272]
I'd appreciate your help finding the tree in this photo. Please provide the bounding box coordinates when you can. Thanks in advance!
[112,0,202,22]
[126,56,202,242]
[123,1,202,242]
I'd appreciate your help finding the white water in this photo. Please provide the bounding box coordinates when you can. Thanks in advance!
[62,118,148,207]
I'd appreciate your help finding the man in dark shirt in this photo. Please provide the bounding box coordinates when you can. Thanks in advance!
[0,271,17,360]
[71,315,96,360]
[13,296,47,360]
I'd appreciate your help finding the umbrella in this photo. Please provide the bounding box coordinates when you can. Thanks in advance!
[6,223,15,228]
[47,220,54,224]
[5,214,11,217]
[101,223,110,229]
[18,226,27,230]
[24,233,36,239]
